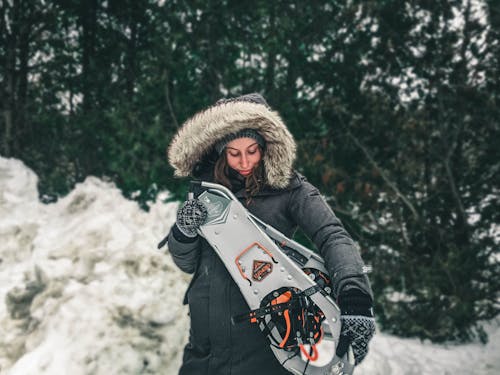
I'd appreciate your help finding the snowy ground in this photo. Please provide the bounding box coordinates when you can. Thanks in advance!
[0,156,498,375]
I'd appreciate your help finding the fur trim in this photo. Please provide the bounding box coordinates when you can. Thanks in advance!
[168,101,296,188]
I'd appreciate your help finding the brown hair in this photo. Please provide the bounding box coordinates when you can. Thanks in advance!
[214,146,266,205]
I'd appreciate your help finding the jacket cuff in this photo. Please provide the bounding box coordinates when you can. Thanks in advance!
[172,224,199,243]
[338,289,374,317]
[330,263,373,298]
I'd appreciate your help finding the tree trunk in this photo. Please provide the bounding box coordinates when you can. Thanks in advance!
[265,4,276,97]
[16,13,31,152]
[126,5,138,102]
[81,0,98,111]
[2,4,17,157]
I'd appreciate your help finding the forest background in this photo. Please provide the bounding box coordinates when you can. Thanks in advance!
[1,0,499,344]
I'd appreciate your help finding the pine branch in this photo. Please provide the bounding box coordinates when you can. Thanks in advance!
[163,69,179,128]
[345,130,420,220]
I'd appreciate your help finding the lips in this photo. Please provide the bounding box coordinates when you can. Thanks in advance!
[239,169,252,176]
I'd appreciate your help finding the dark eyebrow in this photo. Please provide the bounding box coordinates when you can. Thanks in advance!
[226,142,258,151]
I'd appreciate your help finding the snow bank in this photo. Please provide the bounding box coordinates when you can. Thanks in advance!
[357,320,500,375]
[0,156,498,375]
[0,157,189,375]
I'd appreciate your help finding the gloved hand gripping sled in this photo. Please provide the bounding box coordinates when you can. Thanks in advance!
[189,181,356,375]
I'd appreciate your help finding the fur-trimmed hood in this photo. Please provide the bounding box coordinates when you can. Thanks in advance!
[168,95,297,189]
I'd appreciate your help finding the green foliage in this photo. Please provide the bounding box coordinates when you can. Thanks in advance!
[1,0,498,342]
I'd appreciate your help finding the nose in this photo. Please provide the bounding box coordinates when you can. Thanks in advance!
[240,154,249,169]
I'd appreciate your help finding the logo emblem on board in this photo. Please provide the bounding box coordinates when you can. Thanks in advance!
[252,260,273,281]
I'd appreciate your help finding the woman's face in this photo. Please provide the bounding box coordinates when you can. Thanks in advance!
[225,137,262,176]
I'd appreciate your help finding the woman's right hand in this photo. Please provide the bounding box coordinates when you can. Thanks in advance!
[176,199,208,238]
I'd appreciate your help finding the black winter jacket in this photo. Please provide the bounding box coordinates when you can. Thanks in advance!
[167,172,372,375]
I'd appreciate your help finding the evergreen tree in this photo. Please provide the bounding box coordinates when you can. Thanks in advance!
[1,0,497,342]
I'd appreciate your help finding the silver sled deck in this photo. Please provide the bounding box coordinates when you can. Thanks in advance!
[192,181,355,375]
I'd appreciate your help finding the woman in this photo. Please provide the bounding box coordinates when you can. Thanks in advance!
[166,93,374,375]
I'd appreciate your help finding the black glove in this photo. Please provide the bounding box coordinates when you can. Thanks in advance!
[175,199,208,238]
[336,289,375,365]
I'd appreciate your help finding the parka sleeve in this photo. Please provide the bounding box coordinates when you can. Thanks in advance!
[288,180,373,300]
[167,224,201,274]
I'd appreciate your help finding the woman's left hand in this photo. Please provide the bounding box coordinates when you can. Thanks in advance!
[335,289,376,365]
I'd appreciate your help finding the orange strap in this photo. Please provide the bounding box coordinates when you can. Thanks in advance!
[279,309,292,348]
[300,344,319,362]
[271,291,292,348]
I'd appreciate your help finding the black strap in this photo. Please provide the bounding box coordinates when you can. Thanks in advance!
[157,234,169,249]
[232,300,298,324]
[232,285,324,325]
[302,284,323,297]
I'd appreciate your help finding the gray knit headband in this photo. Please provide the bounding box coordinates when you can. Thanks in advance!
[215,129,266,155]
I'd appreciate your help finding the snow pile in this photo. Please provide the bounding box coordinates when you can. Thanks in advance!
[0,157,189,374]
[357,320,500,375]
[0,156,498,375]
